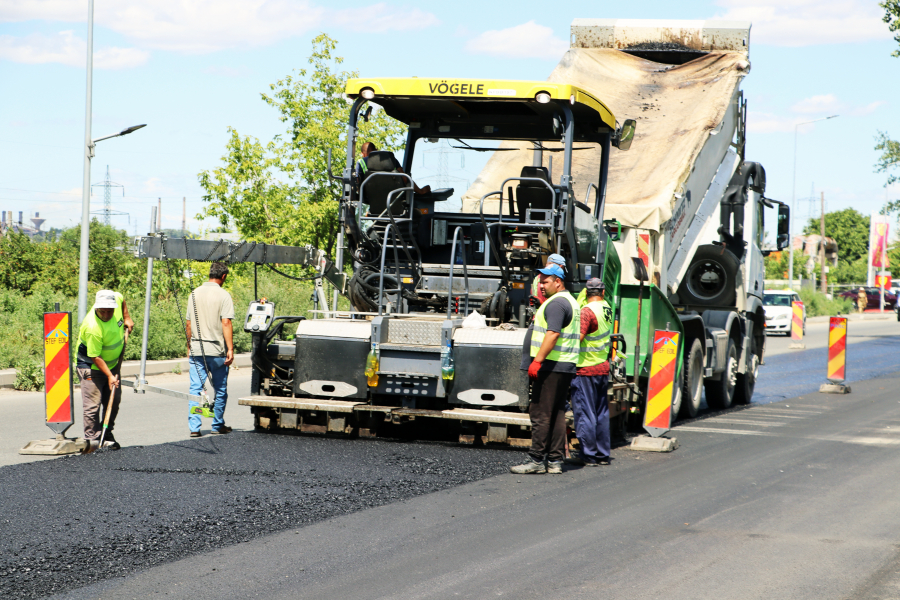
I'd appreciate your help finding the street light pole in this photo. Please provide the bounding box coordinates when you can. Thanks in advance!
[788,114,838,291]
[76,0,95,323]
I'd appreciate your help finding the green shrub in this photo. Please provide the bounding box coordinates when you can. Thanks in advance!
[14,359,44,391]
[798,288,853,317]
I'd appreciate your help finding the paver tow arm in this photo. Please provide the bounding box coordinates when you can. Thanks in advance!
[125,236,347,401]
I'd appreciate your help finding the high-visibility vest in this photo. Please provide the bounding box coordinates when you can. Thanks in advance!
[530,291,580,364]
[578,300,612,367]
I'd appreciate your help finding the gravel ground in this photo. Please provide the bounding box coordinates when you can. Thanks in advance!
[0,432,521,599]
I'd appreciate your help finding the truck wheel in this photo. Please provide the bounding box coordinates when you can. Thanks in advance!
[680,245,738,307]
[735,342,760,405]
[705,338,737,410]
[679,338,704,419]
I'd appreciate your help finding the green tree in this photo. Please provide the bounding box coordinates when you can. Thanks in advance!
[803,208,870,264]
[875,131,900,191]
[198,34,407,257]
[882,0,900,57]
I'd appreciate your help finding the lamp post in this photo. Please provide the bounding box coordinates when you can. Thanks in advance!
[75,0,148,321]
[789,114,838,290]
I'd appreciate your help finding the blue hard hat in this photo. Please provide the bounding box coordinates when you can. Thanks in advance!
[547,253,566,267]
[537,264,566,279]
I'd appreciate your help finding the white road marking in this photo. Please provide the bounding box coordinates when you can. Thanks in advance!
[702,418,786,427]
[676,426,776,436]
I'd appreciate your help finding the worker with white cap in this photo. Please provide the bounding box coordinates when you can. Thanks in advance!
[75,289,134,451]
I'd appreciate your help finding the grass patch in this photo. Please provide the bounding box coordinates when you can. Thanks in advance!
[798,288,854,317]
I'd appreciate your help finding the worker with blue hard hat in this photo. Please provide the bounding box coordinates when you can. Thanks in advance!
[512,261,580,475]
[530,253,567,305]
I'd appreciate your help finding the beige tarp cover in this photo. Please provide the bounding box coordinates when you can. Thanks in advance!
[462,49,749,231]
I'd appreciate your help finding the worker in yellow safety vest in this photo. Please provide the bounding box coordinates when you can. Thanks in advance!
[567,277,612,466]
[511,263,580,475]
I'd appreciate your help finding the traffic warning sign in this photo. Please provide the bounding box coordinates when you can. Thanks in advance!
[43,311,74,433]
[827,316,847,382]
[643,329,680,437]
[791,302,804,341]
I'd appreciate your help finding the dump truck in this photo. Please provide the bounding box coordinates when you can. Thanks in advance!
[133,18,789,443]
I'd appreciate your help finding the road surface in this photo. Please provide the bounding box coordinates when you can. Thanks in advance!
[0,316,898,599]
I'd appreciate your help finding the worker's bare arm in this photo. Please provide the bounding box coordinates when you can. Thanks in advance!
[122,300,135,334]
[185,319,192,356]
[222,318,234,366]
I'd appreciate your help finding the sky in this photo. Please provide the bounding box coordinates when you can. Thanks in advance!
[1,0,898,238]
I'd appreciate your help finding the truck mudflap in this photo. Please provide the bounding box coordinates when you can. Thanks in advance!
[239,396,532,446]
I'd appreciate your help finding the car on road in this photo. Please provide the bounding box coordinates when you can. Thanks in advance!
[837,287,897,310]
[763,290,805,336]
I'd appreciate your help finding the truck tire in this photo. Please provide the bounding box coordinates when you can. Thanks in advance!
[705,338,737,410]
[735,338,760,405]
[679,338,704,419]
[680,245,739,307]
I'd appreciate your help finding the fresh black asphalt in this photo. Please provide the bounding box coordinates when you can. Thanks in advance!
[0,433,520,599]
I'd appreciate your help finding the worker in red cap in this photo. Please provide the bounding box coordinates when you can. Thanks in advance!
[568,277,612,466]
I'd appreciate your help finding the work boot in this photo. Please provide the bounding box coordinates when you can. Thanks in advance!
[547,460,563,474]
[101,440,120,450]
[211,425,233,435]
[510,458,547,474]
[564,456,585,466]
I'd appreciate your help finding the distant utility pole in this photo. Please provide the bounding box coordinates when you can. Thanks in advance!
[819,191,827,294]
[182,197,186,233]
[157,198,162,231]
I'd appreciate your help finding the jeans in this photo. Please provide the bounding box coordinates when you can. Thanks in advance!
[188,356,229,432]
[570,374,610,462]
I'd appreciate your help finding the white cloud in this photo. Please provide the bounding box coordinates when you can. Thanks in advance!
[747,111,797,134]
[748,94,886,133]
[790,94,840,115]
[465,20,568,59]
[0,30,149,69]
[0,0,437,55]
[332,3,439,33]
[715,0,891,46]
[851,101,887,116]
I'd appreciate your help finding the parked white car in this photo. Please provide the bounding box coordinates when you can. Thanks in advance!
[763,290,806,336]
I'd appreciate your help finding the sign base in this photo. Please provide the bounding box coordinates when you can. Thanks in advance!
[819,382,851,394]
[788,343,806,349]
[629,435,678,452]
[20,434,87,455]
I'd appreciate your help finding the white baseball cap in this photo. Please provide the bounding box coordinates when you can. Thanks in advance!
[94,290,117,309]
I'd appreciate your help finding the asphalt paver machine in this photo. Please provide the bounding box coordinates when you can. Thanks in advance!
[134,19,790,444]
[236,77,646,445]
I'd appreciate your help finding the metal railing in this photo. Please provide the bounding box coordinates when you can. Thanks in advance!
[446,226,471,318]
[376,222,405,316]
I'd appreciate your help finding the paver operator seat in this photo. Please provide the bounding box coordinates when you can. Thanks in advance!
[516,166,553,222]
[360,150,408,217]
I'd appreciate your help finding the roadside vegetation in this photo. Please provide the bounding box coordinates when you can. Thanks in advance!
[0,222,330,388]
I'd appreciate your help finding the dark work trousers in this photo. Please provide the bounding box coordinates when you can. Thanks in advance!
[528,370,575,462]
[570,374,610,462]
[78,363,123,441]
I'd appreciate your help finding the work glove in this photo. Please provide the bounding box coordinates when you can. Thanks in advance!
[528,360,542,379]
